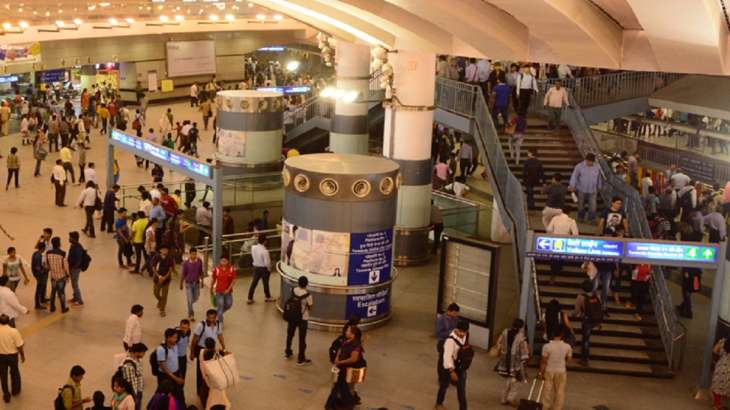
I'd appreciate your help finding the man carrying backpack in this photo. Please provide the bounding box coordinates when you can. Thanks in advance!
[119,343,147,410]
[153,328,185,407]
[284,276,313,365]
[435,319,471,410]
[56,365,90,410]
[573,279,603,366]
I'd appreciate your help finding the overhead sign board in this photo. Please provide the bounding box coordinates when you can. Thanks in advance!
[111,129,212,181]
[625,241,718,264]
[530,236,623,261]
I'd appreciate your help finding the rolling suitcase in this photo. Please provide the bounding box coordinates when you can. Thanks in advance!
[518,379,544,410]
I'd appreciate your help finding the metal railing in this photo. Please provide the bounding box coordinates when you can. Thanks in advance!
[553,92,686,371]
[432,190,487,237]
[198,227,282,271]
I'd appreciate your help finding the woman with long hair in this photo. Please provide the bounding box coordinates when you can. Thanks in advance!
[495,318,530,406]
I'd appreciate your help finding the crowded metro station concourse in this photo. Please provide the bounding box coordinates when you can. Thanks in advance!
[2,0,730,409]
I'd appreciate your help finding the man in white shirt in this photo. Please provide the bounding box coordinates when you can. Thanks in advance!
[0,314,25,403]
[0,276,28,327]
[539,329,572,410]
[83,163,97,185]
[285,275,314,365]
[248,234,274,304]
[516,65,539,116]
[547,208,579,236]
[51,159,67,207]
[543,80,570,132]
[476,59,491,83]
[77,181,100,238]
[464,58,479,84]
[445,176,470,198]
[671,169,691,190]
[189,83,199,107]
[122,304,144,351]
[557,64,573,79]
[195,201,213,245]
[436,319,469,410]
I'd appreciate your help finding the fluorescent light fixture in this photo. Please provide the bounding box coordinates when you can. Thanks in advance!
[255,13,265,20]
[18,21,28,29]
[73,18,83,25]
[159,15,169,22]
[267,0,387,46]
[2,23,11,30]
[248,2,254,7]
[125,17,135,24]
[174,15,184,21]
[208,14,219,21]
[108,18,118,25]
[55,20,65,27]
[224,13,235,21]
[273,14,283,21]
[285,60,300,71]
[88,5,96,10]
[99,2,111,7]
[342,91,359,103]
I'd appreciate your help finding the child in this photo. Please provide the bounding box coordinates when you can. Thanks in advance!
[89,390,111,410]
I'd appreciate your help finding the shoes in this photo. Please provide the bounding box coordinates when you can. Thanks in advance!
[296,359,312,366]
[246,300,254,305]
[3,393,9,403]
[160,310,166,317]
[285,352,292,359]
[265,297,276,303]
[61,307,69,314]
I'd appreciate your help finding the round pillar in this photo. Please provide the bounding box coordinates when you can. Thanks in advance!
[277,153,400,330]
[329,42,371,155]
[215,90,284,169]
[382,51,435,266]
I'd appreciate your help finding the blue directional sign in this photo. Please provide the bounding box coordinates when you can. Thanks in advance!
[532,235,623,260]
[625,242,718,264]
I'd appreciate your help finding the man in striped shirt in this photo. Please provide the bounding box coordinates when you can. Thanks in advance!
[46,236,70,313]
[121,343,148,409]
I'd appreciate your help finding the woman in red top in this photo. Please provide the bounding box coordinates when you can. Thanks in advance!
[210,255,236,322]
[628,264,651,320]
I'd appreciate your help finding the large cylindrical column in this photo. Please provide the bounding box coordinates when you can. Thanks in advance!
[383,51,435,266]
[329,42,371,155]
[277,153,400,330]
[215,90,283,169]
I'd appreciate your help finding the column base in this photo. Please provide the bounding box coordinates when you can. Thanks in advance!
[393,225,431,266]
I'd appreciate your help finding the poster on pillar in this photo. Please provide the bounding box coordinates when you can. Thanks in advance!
[347,229,393,286]
[345,288,390,320]
[281,220,350,285]
[216,129,246,159]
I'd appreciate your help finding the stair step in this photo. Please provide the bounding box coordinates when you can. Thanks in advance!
[542,296,657,317]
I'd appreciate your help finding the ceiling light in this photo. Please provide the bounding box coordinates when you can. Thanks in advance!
[255,13,265,20]
[175,15,184,21]
[45,11,50,16]
[159,15,169,22]
[55,20,64,27]
[2,23,10,30]
[17,8,21,12]
[18,21,28,29]
[108,18,118,25]
[73,18,83,25]
[224,13,234,21]
[208,14,219,21]
[125,17,135,24]
[157,5,164,10]
[248,2,254,7]
[88,5,96,11]
[286,60,300,71]
[99,2,111,7]
[273,14,283,21]
[58,9,62,13]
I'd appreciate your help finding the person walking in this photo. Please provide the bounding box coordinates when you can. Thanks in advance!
[5,147,19,190]
[151,245,175,317]
[435,319,470,410]
[328,325,367,408]
[200,99,213,131]
[110,376,135,410]
[542,174,567,229]
[77,182,99,238]
[516,65,538,116]
[100,184,119,234]
[67,232,85,306]
[122,304,144,351]
[568,153,602,223]
[60,365,91,410]
[130,212,148,275]
[628,264,652,321]
[210,254,236,322]
[491,78,511,132]
[115,208,133,268]
[539,325,572,410]
[190,309,225,404]
[285,275,313,365]
[31,241,49,310]
[0,314,24,403]
[248,234,275,304]
[33,129,47,177]
[0,275,27,328]
[198,337,231,410]
[52,159,67,207]
[155,329,185,406]
[120,342,148,410]
[189,83,199,107]
[457,141,474,177]
[180,248,204,320]
[523,149,545,210]
[431,201,444,254]
[2,247,29,293]
[47,237,69,313]
[543,79,570,133]
[59,145,76,185]
[495,319,529,407]
[573,279,603,366]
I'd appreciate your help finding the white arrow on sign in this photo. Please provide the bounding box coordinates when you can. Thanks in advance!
[369,270,380,284]
[537,238,553,251]
[367,305,377,317]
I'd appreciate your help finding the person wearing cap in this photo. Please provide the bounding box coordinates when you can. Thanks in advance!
[436,319,470,410]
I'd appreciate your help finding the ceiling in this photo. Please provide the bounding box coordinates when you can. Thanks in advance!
[0,0,729,75]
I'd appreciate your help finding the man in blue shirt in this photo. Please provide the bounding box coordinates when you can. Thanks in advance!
[149,198,166,242]
[157,328,185,406]
[100,184,119,234]
[176,320,191,380]
[491,79,511,132]
[568,153,603,223]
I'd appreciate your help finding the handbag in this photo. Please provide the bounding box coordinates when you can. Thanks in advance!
[692,275,701,292]
[345,367,366,384]
[200,352,239,390]
[35,146,48,160]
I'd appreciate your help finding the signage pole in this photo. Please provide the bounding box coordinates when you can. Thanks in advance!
[519,231,534,321]
[698,240,727,395]
[106,142,115,190]
[211,167,223,267]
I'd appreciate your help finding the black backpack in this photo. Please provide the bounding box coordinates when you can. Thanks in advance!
[53,384,73,410]
[149,344,167,376]
[283,290,309,323]
[450,336,475,371]
[80,248,92,272]
[329,335,346,363]
[584,293,604,323]
[678,189,694,212]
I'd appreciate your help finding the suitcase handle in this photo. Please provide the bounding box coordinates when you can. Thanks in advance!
[527,378,545,401]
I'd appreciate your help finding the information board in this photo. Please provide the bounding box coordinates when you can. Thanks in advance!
[166,41,216,77]
[678,155,715,184]
[532,236,623,259]
[345,288,390,320]
[256,86,312,95]
[625,241,718,264]
[347,229,393,286]
[111,130,212,180]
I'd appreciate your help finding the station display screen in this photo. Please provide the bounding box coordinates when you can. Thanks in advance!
[625,241,718,264]
[111,130,211,179]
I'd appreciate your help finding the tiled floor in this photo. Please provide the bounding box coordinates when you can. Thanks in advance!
[0,101,716,409]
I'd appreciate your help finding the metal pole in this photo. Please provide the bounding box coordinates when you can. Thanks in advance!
[106,143,115,189]
[518,231,535,319]
[698,240,728,393]
[212,167,223,266]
